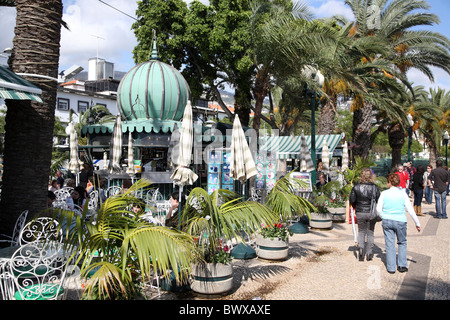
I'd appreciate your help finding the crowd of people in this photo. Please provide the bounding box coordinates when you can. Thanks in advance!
[47,165,108,210]
[349,159,449,275]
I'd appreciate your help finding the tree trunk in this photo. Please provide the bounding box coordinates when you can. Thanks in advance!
[317,99,337,135]
[0,0,63,237]
[388,123,405,170]
[351,102,373,161]
[252,68,270,135]
[234,85,252,127]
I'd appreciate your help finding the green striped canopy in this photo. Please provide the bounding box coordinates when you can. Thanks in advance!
[260,134,344,160]
[0,65,42,103]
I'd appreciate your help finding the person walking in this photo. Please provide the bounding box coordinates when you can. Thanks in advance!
[428,159,449,219]
[349,168,381,261]
[377,173,421,274]
[412,165,425,216]
[423,164,433,204]
[395,164,409,194]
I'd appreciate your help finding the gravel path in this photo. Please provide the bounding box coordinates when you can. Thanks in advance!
[142,200,448,301]
[65,200,448,301]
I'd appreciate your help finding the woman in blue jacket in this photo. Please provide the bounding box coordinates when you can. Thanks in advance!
[376,173,421,274]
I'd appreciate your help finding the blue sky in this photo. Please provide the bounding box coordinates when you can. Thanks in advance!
[0,0,448,91]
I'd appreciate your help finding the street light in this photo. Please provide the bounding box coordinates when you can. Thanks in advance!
[303,66,324,184]
[407,114,414,162]
[443,131,449,167]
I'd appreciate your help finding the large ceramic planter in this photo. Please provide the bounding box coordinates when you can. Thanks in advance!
[309,212,332,229]
[191,263,233,295]
[330,207,346,223]
[255,234,289,261]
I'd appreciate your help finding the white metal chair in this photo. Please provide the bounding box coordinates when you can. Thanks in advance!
[106,186,122,197]
[18,217,63,246]
[249,188,262,202]
[88,190,98,210]
[54,187,73,201]
[4,243,70,300]
[0,210,29,247]
[53,187,73,209]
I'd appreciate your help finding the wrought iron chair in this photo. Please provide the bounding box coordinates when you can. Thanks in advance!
[0,210,29,247]
[106,186,122,198]
[53,187,73,209]
[18,217,63,246]
[4,243,70,300]
[88,190,98,210]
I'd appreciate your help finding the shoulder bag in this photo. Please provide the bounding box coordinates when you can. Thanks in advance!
[369,185,382,222]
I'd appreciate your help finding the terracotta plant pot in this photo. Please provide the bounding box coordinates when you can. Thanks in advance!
[191,263,233,295]
[255,234,289,261]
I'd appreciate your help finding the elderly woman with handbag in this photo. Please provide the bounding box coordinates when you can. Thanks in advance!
[376,173,421,274]
[349,168,381,261]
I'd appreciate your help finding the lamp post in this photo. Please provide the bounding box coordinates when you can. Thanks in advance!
[304,67,324,184]
[407,114,414,162]
[443,131,449,167]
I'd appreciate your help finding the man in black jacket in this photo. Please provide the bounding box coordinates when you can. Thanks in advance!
[428,160,449,219]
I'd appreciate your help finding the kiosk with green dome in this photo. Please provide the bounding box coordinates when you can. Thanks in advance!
[81,37,194,193]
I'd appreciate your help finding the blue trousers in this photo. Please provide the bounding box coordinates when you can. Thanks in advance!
[413,189,423,207]
[424,186,433,204]
[382,219,407,273]
[434,190,448,218]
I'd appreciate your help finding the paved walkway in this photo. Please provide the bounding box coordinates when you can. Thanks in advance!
[147,197,448,301]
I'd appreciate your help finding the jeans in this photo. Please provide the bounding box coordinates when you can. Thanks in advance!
[413,189,423,207]
[382,219,407,272]
[434,190,448,218]
[424,186,433,204]
[356,213,376,255]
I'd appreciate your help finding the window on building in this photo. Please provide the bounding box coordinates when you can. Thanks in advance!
[57,98,69,111]
[78,100,89,113]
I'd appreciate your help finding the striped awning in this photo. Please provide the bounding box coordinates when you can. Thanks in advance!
[0,65,43,103]
[260,133,344,159]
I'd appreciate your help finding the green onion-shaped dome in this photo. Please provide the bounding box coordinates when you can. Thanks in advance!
[117,39,190,121]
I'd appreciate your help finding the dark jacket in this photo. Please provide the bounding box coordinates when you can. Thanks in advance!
[349,183,380,213]
[429,167,449,193]
[412,172,424,191]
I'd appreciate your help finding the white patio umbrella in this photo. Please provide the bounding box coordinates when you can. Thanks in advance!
[170,101,198,227]
[299,131,315,172]
[109,115,123,174]
[103,151,108,170]
[342,141,349,170]
[350,206,357,248]
[321,138,329,173]
[67,121,83,183]
[167,123,180,170]
[126,132,135,176]
[230,115,257,196]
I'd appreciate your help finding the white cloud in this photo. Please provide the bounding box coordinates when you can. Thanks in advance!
[0,1,137,72]
[0,7,16,65]
[60,0,138,72]
[305,0,354,20]
[407,68,450,92]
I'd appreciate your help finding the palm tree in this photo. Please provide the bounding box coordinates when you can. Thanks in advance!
[249,0,313,135]
[416,87,450,167]
[0,0,63,236]
[334,0,450,162]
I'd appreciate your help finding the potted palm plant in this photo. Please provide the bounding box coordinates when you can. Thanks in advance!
[257,173,316,259]
[181,187,277,295]
[52,179,199,300]
[315,180,347,222]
